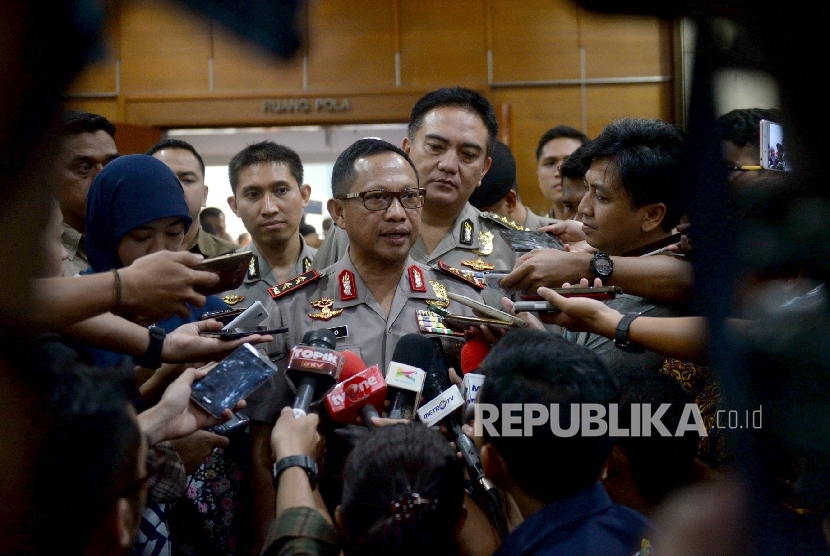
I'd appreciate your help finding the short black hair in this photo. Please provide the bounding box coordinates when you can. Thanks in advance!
[614,369,699,506]
[408,87,498,156]
[331,138,418,197]
[559,141,592,179]
[535,125,588,161]
[341,422,465,556]
[146,138,206,177]
[228,141,303,195]
[479,330,618,503]
[715,108,783,149]
[61,111,116,139]
[37,364,141,554]
[580,118,686,231]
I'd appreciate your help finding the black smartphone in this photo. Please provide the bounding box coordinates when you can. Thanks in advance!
[198,307,246,325]
[499,229,564,252]
[190,343,278,417]
[199,326,288,340]
[209,412,250,436]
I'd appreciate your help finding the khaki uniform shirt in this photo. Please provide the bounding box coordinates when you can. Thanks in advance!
[312,203,522,307]
[190,227,238,259]
[221,235,317,309]
[245,254,480,423]
[61,223,88,277]
[523,209,560,231]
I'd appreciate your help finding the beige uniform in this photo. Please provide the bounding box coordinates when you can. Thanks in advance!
[245,254,480,423]
[523,209,560,231]
[190,227,238,259]
[220,236,317,309]
[61,223,88,277]
[312,203,521,307]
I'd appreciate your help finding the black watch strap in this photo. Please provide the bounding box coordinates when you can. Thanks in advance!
[273,455,318,491]
[135,325,166,369]
[614,305,654,353]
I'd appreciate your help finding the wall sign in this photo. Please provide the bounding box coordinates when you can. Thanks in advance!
[263,98,351,114]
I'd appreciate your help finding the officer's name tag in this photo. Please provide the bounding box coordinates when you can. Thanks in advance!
[328,325,349,339]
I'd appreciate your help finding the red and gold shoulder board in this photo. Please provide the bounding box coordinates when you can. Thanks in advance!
[268,270,321,300]
[408,265,427,292]
[436,261,486,290]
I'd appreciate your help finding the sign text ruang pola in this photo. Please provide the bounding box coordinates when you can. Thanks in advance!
[263,97,352,114]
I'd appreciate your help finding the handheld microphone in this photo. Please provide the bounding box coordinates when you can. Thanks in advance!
[285,329,343,417]
[420,356,510,540]
[384,334,431,419]
[460,338,489,421]
[325,351,387,429]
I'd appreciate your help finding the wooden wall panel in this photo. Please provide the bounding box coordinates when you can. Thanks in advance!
[490,0,581,83]
[585,83,675,137]
[63,99,119,122]
[119,0,212,95]
[305,0,395,92]
[399,1,487,88]
[490,87,583,215]
[581,12,673,78]
[211,26,305,93]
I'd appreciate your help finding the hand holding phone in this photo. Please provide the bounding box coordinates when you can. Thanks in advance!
[200,326,288,340]
[190,343,278,417]
[223,301,268,331]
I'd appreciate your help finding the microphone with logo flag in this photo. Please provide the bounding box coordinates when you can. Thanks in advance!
[325,350,387,429]
[285,329,344,417]
[418,345,509,540]
[384,334,431,419]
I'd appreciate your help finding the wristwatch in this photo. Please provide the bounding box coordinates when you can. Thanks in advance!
[590,252,614,284]
[273,455,318,491]
[135,325,166,369]
[614,305,655,353]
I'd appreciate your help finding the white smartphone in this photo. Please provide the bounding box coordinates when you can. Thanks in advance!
[222,300,268,332]
[445,292,528,328]
[760,119,788,171]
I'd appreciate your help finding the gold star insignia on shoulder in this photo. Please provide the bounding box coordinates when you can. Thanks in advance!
[222,294,245,305]
[308,297,344,320]
[268,270,321,300]
[480,211,529,231]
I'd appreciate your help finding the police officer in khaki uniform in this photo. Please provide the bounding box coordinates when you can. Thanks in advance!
[313,87,521,308]
[221,141,315,309]
[148,138,239,259]
[248,138,485,544]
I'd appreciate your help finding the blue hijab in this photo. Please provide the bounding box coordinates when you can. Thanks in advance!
[85,154,192,272]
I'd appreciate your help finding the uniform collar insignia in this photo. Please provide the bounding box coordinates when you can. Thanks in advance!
[222,294,245,305]
[409,265,427,292]
[460,219,474,245]
[308,297,344,321]
[267,270,321,300]
[247,255,260,280]
[339,269,358,301]
[303,256,313,272]
[472,230,494,256]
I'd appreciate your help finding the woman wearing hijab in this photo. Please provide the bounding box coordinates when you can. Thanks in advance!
[84,154,243,556]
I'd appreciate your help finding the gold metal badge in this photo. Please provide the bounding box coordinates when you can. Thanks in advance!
[222,294,245,305]
[308,297,344,321]
[427,280,450,308]
[461,258,495,271]
[460,220,474,245]
[472,230,494,256]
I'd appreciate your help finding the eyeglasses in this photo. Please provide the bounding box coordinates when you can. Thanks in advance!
[336,188,426,211]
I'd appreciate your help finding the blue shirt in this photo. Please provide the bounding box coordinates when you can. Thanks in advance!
[494,482,653,556]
